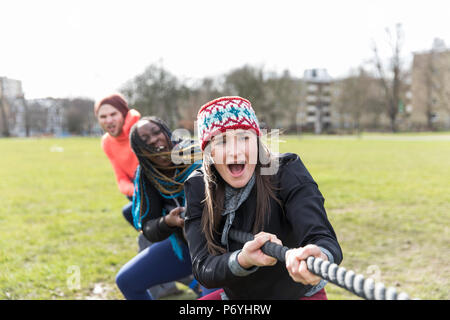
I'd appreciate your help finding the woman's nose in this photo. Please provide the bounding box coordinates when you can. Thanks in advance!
[226,137,245,158]
[148,135,158,146]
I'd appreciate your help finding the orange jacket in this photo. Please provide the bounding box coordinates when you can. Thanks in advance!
[101,109,140,197]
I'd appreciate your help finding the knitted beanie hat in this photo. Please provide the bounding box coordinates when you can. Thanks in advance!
[94,93,129,118]
[197,96,261,151]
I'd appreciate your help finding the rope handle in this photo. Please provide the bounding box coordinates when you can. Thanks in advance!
[228,228,413,300]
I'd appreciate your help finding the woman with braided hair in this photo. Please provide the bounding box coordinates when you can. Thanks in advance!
[115,116,217,299]
[183,96,343,300]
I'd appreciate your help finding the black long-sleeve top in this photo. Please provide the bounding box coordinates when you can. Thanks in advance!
[183,153,343,299]
[139,179,186,245]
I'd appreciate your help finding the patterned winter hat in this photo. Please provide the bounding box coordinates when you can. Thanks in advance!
[197,96,261,151]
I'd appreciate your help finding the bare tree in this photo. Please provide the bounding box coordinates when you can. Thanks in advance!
[0,80,11,137]
[222,65,270,126]
[372,23,406,132]
[334,68,365,133]
[264,70,301,130]
[334,67,385,133]
[0,98,10,137]
[62,98,96,135]
[121,63,181,129]
[223,65,301,130]
[177,78,223,133]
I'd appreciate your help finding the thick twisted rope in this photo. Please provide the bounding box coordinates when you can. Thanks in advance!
[228,228,413,300]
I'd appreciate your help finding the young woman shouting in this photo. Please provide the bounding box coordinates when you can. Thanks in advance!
[184,96,343,300]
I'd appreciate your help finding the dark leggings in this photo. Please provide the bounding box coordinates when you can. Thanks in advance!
[116,237,217,299]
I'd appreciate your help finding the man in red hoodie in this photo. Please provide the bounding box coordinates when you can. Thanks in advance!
[94,93,140,227]
[94,93,182,298]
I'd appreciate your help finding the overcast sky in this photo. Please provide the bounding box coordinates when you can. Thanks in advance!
[1,0,449,100]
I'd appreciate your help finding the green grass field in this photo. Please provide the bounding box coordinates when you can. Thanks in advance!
[0,134,449,300]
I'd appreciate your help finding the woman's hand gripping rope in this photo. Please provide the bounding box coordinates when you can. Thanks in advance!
[285,245,328,286]
[236,231,326,286]
[228,228,414,300]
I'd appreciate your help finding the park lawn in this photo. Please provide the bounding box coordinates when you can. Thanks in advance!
[0,134,449,300]
[280,135,450,300]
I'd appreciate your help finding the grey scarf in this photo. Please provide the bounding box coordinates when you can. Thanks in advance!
[221,173,256,250]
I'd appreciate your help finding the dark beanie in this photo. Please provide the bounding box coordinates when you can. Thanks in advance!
[94,93,129,118]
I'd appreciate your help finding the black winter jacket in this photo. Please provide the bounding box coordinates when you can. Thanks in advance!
[140,179,186,245]
[183,153,343,299]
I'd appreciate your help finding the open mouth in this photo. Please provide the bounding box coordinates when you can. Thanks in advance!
[227,163,246,177]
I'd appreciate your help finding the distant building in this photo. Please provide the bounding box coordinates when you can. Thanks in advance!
[411,48,450,130]
[27,98,66,136]
[0,79,68,137]
[0,76,27,137]
[25,97,101,136]
[1,76,100,137]
[297,68,333,134]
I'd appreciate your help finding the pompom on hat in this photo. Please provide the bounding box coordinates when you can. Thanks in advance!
[197,96,261,151]
[94,93,129,118]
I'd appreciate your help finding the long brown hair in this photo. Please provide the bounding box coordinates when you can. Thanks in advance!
[201,136,282,255]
